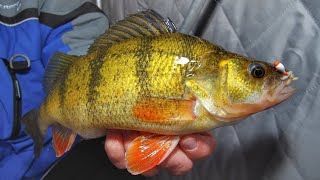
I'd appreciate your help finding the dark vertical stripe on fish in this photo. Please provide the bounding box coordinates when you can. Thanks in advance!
[87,55,105,121]
[59,67,70,119]
[136,37,152,97]
[42,97,49,116]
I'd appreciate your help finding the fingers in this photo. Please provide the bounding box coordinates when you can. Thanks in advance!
[141,167,160,177]
[159,147,193,176]
[156,132,215,176]
[180,132,216,161]
[105,130,216,177]
[104,130,126,169]
[122,131,140,150]
[105,130,140,169]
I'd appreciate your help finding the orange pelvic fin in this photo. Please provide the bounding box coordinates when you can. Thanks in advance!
[52,124,77,157]
[133,98,197,122]
[125,134,180,175]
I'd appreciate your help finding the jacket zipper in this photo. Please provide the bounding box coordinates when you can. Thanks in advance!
[1,56,30,139]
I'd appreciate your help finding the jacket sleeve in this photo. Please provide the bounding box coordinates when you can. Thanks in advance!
[40,0,109,65]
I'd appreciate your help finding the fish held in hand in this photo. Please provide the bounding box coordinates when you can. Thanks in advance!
[22,10,297,175]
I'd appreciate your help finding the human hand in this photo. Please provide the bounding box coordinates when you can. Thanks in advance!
[104,130,216,176]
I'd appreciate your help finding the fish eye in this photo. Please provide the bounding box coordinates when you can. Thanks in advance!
[249,63,265,78]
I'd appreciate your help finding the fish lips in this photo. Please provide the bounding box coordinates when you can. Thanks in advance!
[207,79,296,122]
[267,71,298,104]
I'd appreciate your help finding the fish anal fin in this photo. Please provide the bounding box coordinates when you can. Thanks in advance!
[125,134,180,175]
[133,98,197,122]
[88,9,176,52]
[43,52,77,93]
[53,124,77,157]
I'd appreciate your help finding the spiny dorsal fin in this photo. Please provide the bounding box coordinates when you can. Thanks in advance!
[88,9,177,52]
[43,52,77,93]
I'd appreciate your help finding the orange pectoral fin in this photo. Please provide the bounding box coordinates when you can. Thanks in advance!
[133,98,197,122]
[125,134,180,175]
[52,124,77,157]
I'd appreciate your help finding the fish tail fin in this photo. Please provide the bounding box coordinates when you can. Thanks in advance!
[22,108,47,157]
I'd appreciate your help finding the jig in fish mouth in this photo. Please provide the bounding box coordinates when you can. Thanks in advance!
[269,61,298,103]
[270,74,297,103]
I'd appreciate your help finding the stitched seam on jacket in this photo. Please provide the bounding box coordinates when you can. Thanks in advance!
[298,0,320,30]
[279,137,305,180]
[174,0,187,23]
[275,83,320,180]
[280,76,320,137]
[246,0,296,52]
[218,4,248,55]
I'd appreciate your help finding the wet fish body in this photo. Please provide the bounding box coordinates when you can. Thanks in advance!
[43,33,226,136]
[23,10,297,175]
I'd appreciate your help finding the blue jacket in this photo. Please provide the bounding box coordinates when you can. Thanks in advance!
[0,1,107,179]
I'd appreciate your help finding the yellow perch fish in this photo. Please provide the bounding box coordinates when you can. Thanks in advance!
[23,10,297,175]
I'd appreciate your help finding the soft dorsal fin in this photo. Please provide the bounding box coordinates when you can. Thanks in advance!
[88,9,177,52]
[43,52,77,93]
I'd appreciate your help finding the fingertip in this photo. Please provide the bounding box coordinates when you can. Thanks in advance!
[105,130,126,169]
[105,130,123,153]
[198,132,216,153]
[180,132,216,160]
[160,148,193,176]
[180,135,198,151]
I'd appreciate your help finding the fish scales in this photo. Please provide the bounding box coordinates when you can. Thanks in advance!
[41,34,214,134]
[23,10,297,174]
[90,34,214,131]
[42,54,92,130]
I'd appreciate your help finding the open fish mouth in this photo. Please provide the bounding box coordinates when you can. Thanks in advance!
[197,71,298,122]
[223,71,298,120]
[268,71,298,104]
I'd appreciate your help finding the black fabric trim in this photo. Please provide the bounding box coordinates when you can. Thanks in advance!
[1,58,23,139]
[39,2,105,28]
[0,8,38,25]
[43,138,145,180]
[194,0,221,37]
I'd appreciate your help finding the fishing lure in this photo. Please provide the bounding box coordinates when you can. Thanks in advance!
[274,61,288,75]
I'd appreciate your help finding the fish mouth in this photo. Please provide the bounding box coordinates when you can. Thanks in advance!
[267,71,298,104]
[220,71,298,121]
[197,71,298,123]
